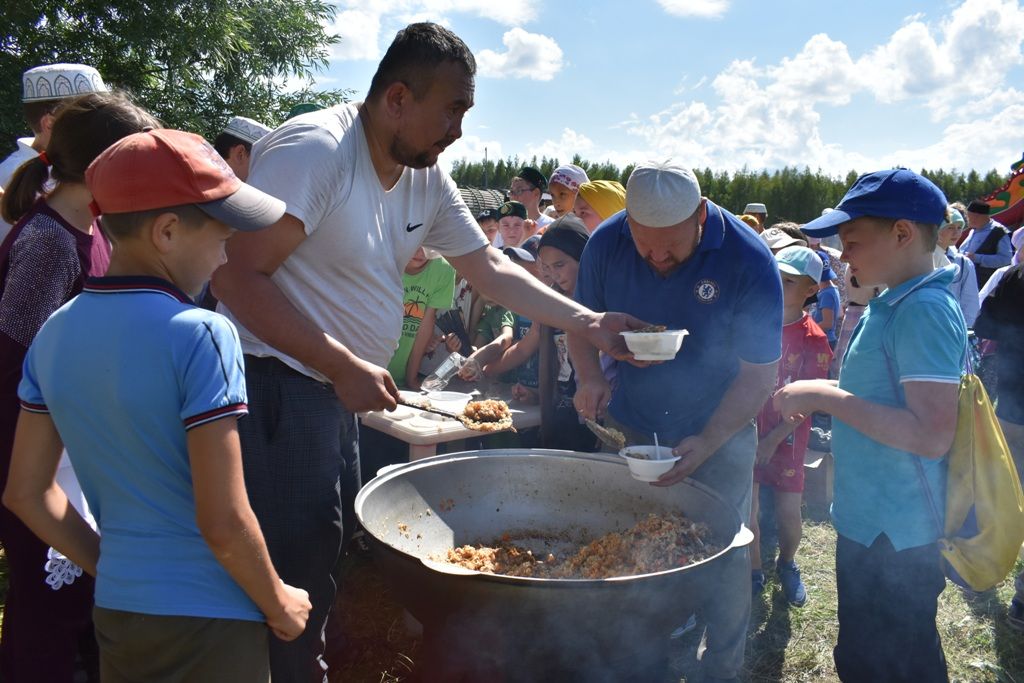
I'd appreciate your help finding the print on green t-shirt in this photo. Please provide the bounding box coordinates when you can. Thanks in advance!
[387,258,456,385]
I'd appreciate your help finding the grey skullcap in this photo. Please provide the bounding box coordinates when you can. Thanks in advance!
[625,160,701,228]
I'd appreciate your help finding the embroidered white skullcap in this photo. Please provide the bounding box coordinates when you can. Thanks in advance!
[744,202,767,214]
[222,116,272,145]
[549,164,590,192]
[625,160,701,228]
[22,64,108,102]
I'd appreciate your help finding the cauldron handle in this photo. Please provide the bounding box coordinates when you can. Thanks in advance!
[375,463,406,478]
[727,524,755,550]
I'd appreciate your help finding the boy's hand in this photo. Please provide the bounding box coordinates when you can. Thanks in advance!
[511,383,539,404]
[425,334,442,355]
[444,334,461,354]
[574,378,611,420]
[269,583,312,642]
[330,356,399,413]
[773,380,834,424]
[458,357,482,382]
[755,439,776,466]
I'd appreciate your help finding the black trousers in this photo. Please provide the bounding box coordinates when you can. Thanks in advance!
[834,533,948,683]
[239,356,360,683]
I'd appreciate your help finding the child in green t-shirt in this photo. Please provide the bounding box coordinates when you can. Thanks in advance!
[386,248,455,389]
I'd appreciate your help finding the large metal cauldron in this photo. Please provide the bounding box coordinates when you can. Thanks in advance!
[355,449,752,682]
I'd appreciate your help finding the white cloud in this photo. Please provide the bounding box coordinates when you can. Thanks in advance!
[656,0,730,19]
[877,103,1024,174]
[858,21,950,103]
[329,9,383,61]
[855,0,1024,106]
[476,28,564,81]
[438,134,504,172]
[327,0,539,62]
[414,0,537,25]
[765,34,860,106]
[621,0,1024,174]
[524,128,596,163]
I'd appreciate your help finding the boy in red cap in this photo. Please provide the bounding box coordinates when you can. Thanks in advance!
[4,129,310,682]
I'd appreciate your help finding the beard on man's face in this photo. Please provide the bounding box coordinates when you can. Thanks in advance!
[391,134,451,169]
[645,254,682,275]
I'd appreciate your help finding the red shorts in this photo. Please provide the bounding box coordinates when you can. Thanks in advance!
[754,445,805,493]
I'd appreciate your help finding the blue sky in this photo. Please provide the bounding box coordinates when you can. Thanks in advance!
[310,0,1024,177]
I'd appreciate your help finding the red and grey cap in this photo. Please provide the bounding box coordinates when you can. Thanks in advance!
[85,128,285,231]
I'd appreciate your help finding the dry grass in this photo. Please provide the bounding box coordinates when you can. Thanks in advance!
[330,507,1024,682]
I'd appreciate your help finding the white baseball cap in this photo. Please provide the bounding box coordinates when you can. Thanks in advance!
[626,160,701,228]
[775,246,823,283]
[761,227,806,250]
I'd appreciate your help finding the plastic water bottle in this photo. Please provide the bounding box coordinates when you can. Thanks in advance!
[421,352,467,391]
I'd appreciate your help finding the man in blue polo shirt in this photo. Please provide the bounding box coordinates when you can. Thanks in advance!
[570,161,782,683]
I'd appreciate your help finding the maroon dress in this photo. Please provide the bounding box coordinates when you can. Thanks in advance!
[0,200,110,682]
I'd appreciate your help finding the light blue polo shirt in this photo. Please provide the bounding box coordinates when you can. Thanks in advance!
[19,276,261,621]
[832,264,967,551]
[575,203,783,443]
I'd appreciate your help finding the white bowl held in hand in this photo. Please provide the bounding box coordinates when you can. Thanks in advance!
[620,329,688,361]
[619,445,680,482]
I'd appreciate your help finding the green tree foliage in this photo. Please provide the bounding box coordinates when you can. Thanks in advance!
[451,156,1009,222]
[1,0,350,151]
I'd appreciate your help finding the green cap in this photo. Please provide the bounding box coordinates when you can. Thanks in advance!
[499,201,528,220]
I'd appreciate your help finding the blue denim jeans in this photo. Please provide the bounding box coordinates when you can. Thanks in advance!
[834,533,947,682]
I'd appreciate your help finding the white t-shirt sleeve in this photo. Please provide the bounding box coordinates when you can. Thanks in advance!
[246,122,344,236]
[421,176,490,258]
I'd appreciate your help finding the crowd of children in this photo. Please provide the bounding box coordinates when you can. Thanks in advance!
[1,43,1023,683]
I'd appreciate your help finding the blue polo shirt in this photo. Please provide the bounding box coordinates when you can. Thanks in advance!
[19,276,261,621]
[575,203,782,443]
[832,265,966,551]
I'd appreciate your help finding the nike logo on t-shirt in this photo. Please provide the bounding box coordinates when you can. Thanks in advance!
[406,222,423,232]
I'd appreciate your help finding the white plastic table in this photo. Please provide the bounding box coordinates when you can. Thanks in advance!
[358,389,541,460]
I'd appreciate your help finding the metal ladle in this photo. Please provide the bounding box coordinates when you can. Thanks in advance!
[584,418,625,451]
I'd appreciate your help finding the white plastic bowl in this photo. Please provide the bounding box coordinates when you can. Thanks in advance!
[619,445,680,482]
[620,329,689,361]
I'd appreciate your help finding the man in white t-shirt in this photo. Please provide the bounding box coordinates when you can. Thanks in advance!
[213,22,642,682]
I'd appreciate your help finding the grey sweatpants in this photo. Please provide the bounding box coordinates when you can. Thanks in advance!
[606,418,756,680]
[239,356,361,683]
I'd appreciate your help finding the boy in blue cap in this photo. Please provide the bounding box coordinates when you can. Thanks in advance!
[812,249,841,348]
[775,169,965,681]
[4,129,312,681]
